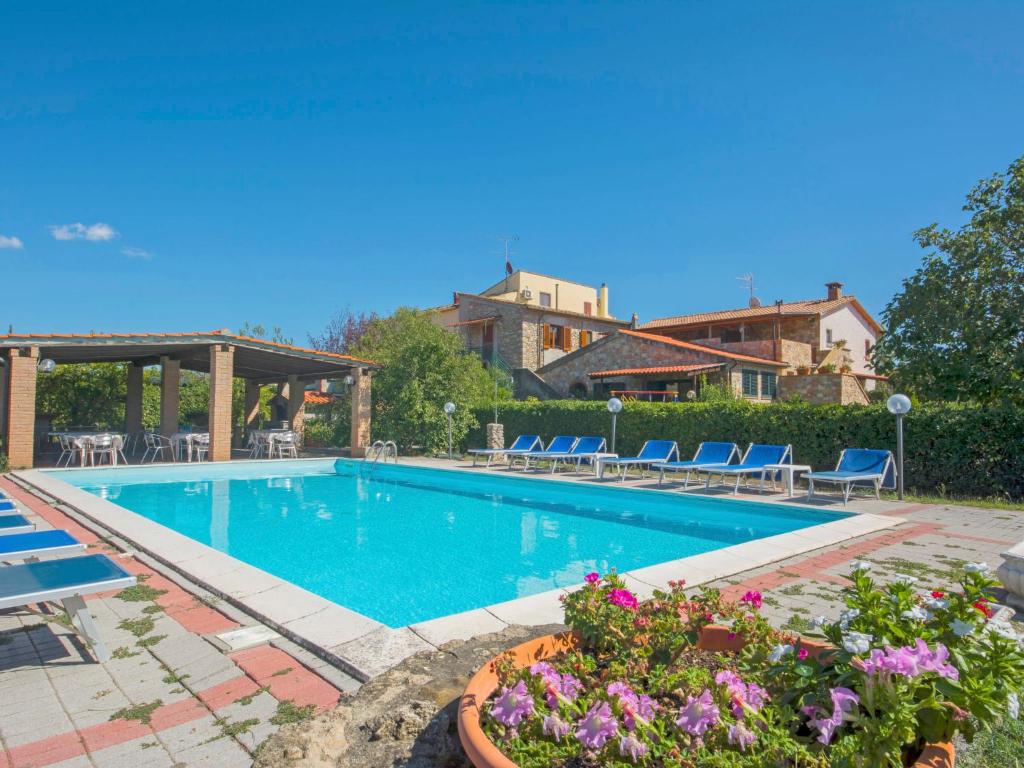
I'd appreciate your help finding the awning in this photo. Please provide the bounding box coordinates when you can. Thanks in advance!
[589,363,725,379]
[447,315,500,328]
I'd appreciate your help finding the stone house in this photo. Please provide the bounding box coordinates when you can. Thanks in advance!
[538,329,787,401]
[431,270,630,395]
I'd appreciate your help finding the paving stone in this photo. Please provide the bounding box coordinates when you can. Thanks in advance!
[172,735,253,767]
[154,713,223,754]
[89,734,175,768]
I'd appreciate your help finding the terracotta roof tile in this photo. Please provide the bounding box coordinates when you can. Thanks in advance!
[304,391,335,405]
[641,296,882,334]
[619,330,787,366]
[588,363,724,378]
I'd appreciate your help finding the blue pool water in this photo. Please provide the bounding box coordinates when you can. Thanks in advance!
[48,460,849,627]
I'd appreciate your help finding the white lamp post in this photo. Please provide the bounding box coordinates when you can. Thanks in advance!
[37,358,56,374]
[886,393,912,500]
[443,401,456,460]
[607,397,623,453]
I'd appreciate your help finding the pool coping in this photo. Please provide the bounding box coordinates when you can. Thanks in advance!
[14,459,903,682]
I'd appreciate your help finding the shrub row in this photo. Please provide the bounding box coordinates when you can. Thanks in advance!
[466,400,1024,499]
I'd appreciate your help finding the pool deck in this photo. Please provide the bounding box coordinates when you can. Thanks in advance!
[2,460,1021,766]
[16,456,906,683]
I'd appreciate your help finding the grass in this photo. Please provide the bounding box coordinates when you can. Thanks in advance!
[271,667,293,677]
[110,699,162,725]
[111,646,139,659]
[888,491,1024,512]
[162,671,190,686]
[115,584,168,603]
[117,617,155,637]
[959,717,1024,767]
[781,614,814,633]
[136,634,167,649]
[234,686,269,706]
[141,604,164,615]
[778,584,805,596]
[269,700,317,726]
[208,716,261,741]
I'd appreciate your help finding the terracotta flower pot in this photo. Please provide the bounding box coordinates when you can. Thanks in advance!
[457,627,954,768]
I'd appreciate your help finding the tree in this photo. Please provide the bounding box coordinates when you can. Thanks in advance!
[238,322,293,345]
[349,308,505,453]
[872,155,1024,404]
[308,308,378,355]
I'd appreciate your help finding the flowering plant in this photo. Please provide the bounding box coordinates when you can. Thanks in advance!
[481,565,1024,767]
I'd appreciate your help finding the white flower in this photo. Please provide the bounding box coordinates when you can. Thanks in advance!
[964,562,991,575]
[842,632,873,654]
[894,574,919,585]
[951,619,976,637]
[925,597,949,611]
[810,615,829,629]
[839,608,860,630]
[1009,693,1020,720]
[902,606,930,621]
[768,644,794,663]
[850,561,872,573]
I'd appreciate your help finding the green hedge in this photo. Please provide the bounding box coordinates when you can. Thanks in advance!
[466,401,1024,499]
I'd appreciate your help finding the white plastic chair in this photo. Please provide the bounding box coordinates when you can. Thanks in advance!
[55,434,76,467]
[192,434,210,462]
[141,432,173,463]
[273,431,299,459]
[90,434,117,466]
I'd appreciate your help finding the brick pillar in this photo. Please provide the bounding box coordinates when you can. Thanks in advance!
[4,347,39,469]
[125,363,144,435]
[286,374,305,441]
[0,360,7,440]
[243,380,262,434]
[350,369,372,457]
[159,357,180,438]
[208,344,235,461]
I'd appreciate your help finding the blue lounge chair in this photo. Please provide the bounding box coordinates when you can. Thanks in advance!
[804,449,896,504]
[0,499,18,514]
[0,554,136,662]
[515,436,579,470]
[600,440,679,481]
[698,443,792,493]
[548,436,609,474]
[467,434,543,467]
[0,531,86,563]
[652,442,741,488]
[0,515,35,535]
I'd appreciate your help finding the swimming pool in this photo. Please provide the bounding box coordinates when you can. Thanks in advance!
[47,459,851,627]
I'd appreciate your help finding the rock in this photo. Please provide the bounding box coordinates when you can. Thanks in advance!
[254,623,564,768]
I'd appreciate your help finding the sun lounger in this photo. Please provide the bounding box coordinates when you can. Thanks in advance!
[514,436,579,470]
[545,436,609,474]
[698,443,792,493]
[0,515,35,535]
[0,499,18,514]
[467,435,543,467]
[0,531,86,563]
[652,442,741,488]
[0,554,136,662]
[599,440,679,481]
[804,448,896,504]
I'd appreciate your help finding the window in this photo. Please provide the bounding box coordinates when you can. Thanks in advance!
[539,292,552,307]
[583,301,592,316]
[544,324,569,351]
[741,370,759,398]
[760,372,778,399]
[826,328,833,345]
[721,328,742,344]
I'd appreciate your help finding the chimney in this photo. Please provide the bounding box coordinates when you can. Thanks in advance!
[630,312,638,329]
[598,283,609,318]
[826,282,844,300]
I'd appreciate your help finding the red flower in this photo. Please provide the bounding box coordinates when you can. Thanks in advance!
[931,591,945,599]
[740,591,763,610]
[973,600,994,619]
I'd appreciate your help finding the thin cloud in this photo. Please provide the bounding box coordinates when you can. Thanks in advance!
[121,246,153,260]
[49,222,118,241]
[0,235,23,249]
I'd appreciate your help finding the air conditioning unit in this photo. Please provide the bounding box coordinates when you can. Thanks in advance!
[521,288,533,300]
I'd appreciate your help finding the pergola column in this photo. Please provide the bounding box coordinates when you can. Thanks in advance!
[3,347,39,469]
[286,374,305,440]
[208,344,235,461]
[125,363,144,436]
[159,357,180,438]
[243,380,261,434]
[350,369,372,457]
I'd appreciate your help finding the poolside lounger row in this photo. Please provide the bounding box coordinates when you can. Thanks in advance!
[515,436,610,473]
[467,434,543,467]
[805,448,897,503]
[0,495,136,663]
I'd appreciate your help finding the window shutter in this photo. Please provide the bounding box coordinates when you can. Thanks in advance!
[580,331,590,348]
[542,323,551,350]
[562,328,573,352]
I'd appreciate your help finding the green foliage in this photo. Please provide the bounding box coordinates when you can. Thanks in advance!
[697,374,736,402]
[350,307,508,453]
[873,155,1024,405]
[960,714,1024,767]
[37,363,130,428]
[466,399,1024,499]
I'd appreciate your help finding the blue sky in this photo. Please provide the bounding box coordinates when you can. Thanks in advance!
[2,2,1021,343]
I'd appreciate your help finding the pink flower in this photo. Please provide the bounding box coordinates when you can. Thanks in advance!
[619,733,648,762]
[715,670,768,718]
[860,640,959,682]
[585,572,601,585]
[797,648,810,661]
[542,713,571,741]
[806,687,859,745]
[607,588,639,610]
[491,680,535,727]
[607,681,658,730]
[676,689,720,736]
[575,701,618,749]
[531,662,583,708]
[740,590,763,610]
[728,722,756,751]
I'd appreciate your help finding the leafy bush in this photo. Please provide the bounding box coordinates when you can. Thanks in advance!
[466,400,1024,499]
[482,565,1024,767]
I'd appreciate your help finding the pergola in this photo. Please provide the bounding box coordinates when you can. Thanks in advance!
[0,331,377,468]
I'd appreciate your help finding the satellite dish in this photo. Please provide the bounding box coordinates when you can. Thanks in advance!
[748,296,761,308]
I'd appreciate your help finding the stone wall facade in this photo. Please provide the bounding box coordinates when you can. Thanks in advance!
[777,373,869,405]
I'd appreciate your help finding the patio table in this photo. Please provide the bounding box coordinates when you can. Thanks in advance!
[171,432,210,462]
[50,432,121,467]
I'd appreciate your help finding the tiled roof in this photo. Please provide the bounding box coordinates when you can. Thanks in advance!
[641,296,882,334]
[452,293,631,324]
[619,329,787,366]
[0,330,377,366]
[304,391,335,405]
[588,363,724,378]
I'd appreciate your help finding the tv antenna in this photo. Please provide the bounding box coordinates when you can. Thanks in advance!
[497,235,519,276]
[736,273,760,307]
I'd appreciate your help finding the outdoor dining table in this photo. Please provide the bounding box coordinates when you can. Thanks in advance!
[49,431,122,467]
[248,428,290,458]
[171,432,210,462]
